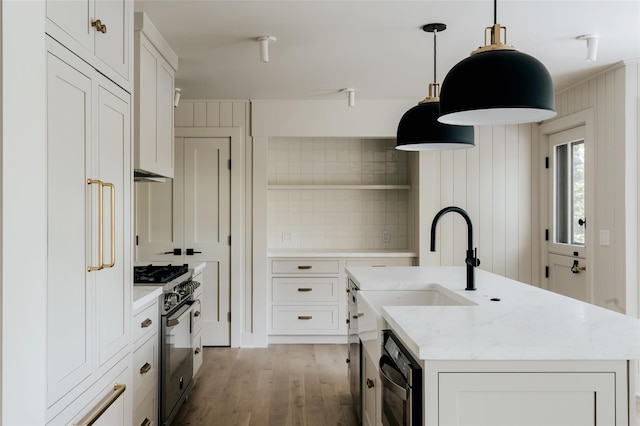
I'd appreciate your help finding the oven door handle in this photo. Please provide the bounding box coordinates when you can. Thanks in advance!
[379,357,409,401]
[166,304,193,327]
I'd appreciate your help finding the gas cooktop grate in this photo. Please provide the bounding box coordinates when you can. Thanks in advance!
[134,264,189,283]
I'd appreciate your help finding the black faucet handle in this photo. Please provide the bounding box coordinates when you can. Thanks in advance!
[466,248,481,267]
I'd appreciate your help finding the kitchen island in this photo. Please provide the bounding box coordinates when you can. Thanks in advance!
[347,266,640,426]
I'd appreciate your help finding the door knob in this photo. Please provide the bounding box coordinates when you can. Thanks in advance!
[91,19,107,33]
[366,378,375,388]
[163,248,181,255]
[578,218,586,227]
[186,248,202,256]
[571,259,586,273]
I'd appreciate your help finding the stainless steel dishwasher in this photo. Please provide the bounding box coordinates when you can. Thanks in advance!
[379,329,422,425]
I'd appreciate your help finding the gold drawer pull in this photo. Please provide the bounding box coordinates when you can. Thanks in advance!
[298,315,313,320]
[92,19,107,33]
[140,363,151,374]
[297,288,313,292]
[195,347,201,355]
[141,318,152,328]
[297,265,312,270]
[73,383,125,426]
[141,418,151,426]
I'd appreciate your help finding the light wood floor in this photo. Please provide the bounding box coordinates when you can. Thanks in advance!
[172,344,359,426]
[173,344,640,426]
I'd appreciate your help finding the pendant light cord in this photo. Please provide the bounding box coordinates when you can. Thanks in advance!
[433,29,437,84]
[494,0,497,24]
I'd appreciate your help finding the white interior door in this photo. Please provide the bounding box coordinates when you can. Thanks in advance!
[183,137,231,346]
[546,125,590,302]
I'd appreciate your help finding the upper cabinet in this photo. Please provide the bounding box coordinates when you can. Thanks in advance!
[45,0,132,91]
[134,12,179,179]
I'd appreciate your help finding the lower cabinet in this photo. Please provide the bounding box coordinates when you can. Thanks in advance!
[426,360,629,426]
[132,297,160,426]
[362,345,381,426]
[192,277,204,378]
[268,255,414,343]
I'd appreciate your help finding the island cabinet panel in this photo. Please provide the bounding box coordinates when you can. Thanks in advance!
[439,372,615,425]
[46,38,132,424]
[362,346,381,426]
[424,360,630,426]
[132,296,159,426]
[45,0,131,89]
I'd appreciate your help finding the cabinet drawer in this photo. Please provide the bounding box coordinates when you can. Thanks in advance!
[133,301,159,345]
[191,299,203,334]
[133,334,157,399]
[272,259,339,274]
[272,305,339,331]
[346,258,414,268]
[133,387,157,426]
[192,330,203,378]
[272,277,340,302]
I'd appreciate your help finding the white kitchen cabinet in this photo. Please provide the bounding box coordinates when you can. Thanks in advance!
[423,360,630,426]
[136,137,232,346]
[192,272,204,378]
[134,12,178,179]
[46,37,132,423]
[362,345,380,426]
[45,0,131,90]
[132,296,159,426]
[268,256,414,343]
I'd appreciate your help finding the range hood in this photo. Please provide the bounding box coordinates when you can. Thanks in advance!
[134,170,169,183]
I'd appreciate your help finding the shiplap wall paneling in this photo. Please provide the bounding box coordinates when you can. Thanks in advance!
[175,100,250,128]
[423,124,534,285]
[550,62,639,315]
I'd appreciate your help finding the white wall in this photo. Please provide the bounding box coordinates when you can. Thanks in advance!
[418,124,538,286]
[551,61,639,316]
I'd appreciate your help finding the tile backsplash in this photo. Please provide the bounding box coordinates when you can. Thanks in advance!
[268,138,409,250]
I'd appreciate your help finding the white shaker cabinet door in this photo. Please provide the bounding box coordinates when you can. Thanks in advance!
[46,49,94,408]
[93,0,130,80]
[94,77,131,375]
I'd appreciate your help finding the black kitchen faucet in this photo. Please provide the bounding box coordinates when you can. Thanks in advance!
[430,206,481,291]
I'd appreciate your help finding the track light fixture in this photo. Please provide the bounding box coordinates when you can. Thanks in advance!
[438,0,556,125]
[577,34,599,62]
[395,23,474,151]
[257,36,276,62]
[341,88,355,107]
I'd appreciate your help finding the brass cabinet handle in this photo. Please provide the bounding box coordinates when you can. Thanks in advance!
[92,19,107,34]
[140,419,151,426]
[195,347,201,355]
[297,288,313,292]
[73,383,125,426]
[140,363,151,374]
[297,265,312,270]
[366,378,375,388]
[101,182,115,269]
[141,318,152,328]
[87,179,103,272]
[298,315,312,320]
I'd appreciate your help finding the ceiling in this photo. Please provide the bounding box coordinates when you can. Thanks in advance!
[134,1,640,102]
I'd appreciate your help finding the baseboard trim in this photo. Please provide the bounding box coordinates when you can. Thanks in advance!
[268,335,348,344]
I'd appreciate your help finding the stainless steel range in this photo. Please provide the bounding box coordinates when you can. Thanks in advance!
[134,264,201,426]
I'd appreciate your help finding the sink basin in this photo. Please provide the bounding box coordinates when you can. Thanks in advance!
[360,284,477,309]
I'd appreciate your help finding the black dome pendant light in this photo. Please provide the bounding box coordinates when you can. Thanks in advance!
[396,23,474,151]
[438,0,556,126]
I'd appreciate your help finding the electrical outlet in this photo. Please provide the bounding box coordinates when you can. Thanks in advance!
[382,230,391,243]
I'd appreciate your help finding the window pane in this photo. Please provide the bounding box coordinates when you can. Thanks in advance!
[555,144,569,244]
[571,141,585,245]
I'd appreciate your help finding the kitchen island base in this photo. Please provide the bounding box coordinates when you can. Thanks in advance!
[425,360,635,426]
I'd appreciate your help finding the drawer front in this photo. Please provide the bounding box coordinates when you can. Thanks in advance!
[191,299,203,334]
[192,330,203,378]
[133,387,157,426]
[133,334,157,399]
[345,257,414,268]
[272,277,340,302]
[272,305,339,331]
[132,300,159,345]
[272,259,339,274]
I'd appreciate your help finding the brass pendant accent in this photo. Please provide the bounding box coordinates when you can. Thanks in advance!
[418,83,440,104]
[471,24,517,55]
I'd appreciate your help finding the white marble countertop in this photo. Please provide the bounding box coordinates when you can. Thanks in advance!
[133,286,163,312]
[347,266,640,361]
[268,249,417,258]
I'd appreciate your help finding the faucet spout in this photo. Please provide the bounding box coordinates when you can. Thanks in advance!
[430,206,480,291]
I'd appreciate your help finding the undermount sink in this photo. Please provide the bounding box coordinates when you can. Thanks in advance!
[360,284,477,310]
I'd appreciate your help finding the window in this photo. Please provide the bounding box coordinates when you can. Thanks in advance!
[554,140,585,246]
